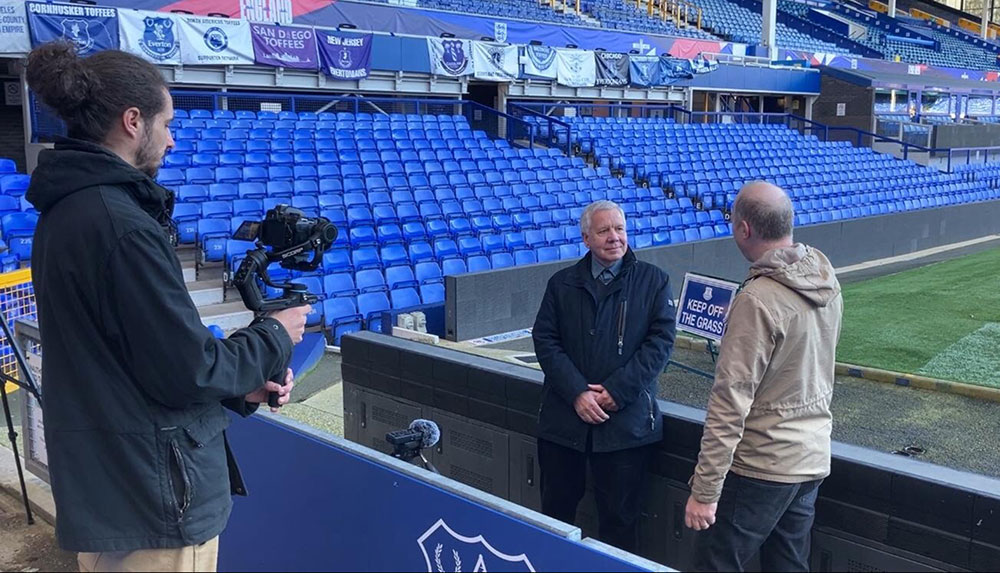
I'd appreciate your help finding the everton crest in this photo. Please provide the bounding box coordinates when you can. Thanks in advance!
[140,17,179,61]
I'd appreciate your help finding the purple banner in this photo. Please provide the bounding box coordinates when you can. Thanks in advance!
[250,22,318,69]
[316,29,372,81]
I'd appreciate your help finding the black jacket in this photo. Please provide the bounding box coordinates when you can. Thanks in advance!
[26,139,292,553]
[533,248,676,452]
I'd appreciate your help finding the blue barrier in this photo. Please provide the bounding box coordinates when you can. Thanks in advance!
[219,414,663,572]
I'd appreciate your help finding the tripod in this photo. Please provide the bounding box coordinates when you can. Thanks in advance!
[0,310,42,525]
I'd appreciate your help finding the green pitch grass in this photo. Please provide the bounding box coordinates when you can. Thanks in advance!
[837,247,1000,389]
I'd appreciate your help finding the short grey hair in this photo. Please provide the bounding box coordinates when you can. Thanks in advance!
[732,182,794,240]
[580,200,626,235]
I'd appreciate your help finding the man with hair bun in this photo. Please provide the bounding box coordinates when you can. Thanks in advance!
[24,42,311,572]
[685,181,844,572]
[532,200,676,552]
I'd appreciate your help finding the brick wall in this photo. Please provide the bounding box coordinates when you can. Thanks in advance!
[813,73,875,145]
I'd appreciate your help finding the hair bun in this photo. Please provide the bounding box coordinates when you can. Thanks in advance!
[26,41,100,117]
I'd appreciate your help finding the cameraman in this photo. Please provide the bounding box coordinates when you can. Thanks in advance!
[24,42,311,572]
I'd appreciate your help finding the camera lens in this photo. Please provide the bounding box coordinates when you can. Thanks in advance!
[319,221,338,244]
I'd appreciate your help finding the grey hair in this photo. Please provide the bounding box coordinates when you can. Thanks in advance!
[732,182,794,240]
[580,200,626,235]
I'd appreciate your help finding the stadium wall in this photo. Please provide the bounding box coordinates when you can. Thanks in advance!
[446,198,1000,341]
[341,331,1000,572]
[812,73,876,143]
[0,82,25,173]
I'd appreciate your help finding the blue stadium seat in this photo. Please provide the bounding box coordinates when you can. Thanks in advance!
[323,298,362,345]
[467,255,491,272]
[420,283,445,304]
[358,292,391,332]
[323,273,358,298]
[442,258,467,276]
[390,287,421,309]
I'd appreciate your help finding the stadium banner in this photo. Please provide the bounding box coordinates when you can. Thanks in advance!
[675,273,739,343]
[177,15,254,66]
[595,51,629,87]
[251,22,319,70]
[315,29,372,80]
[521,44,557,79]
[629,54,661,86]
[471,41,518,81]
[118,10,181,65]
[427,37,474,77]
[26,2,119,57]
[0,0,31,55]
[555,48,596,88]
[660,56,696,83]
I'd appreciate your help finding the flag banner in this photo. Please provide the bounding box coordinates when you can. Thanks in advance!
[427,37,474,77]
[118,9,181,65]
[0,1,31,55]
[521,44,557,79]
[177,15,253,66]
[595,51,629,87]
[555,48,596,87]
[471,41,518,81]
[659,56,695,83]
[26,2,118,56]
[629,54,661,86]
[316,29,372,80]
[252,22,318,69]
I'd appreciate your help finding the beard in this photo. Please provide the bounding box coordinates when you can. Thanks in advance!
[134,124,163,178]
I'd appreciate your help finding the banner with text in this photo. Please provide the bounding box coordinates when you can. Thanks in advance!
[0,0,31,55]
[472,41,518,81]
[629,54,661,86]
[26,2,119,57]
[595,51,629,87]
[316,29,372,80]
[251,22,318,69]
[675,273,739,342]
[177,15,253,66]
[427,37,474,77]
[118,10,181,65]
[555,48,596,87]
[521,44,557,79]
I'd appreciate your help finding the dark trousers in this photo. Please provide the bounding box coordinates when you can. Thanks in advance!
[537,437,651,553]
[695,472,823,572]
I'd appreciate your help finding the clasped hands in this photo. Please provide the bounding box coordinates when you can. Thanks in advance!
[573,384,618,424]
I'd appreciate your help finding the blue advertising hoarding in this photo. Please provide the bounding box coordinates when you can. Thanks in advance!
[220,415,663,572]
[675,273,739,342]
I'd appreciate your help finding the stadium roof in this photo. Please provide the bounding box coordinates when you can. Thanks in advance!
[823,65,1000,94]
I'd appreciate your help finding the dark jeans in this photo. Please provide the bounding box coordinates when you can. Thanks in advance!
[537,437,652,553]
[695,472,824,572]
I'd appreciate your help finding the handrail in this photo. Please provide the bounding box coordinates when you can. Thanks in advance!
[506,103,573,155]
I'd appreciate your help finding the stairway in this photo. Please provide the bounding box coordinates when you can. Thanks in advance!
[177,246,254,334]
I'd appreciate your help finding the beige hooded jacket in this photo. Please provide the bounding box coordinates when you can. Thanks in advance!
[690,244,843,504]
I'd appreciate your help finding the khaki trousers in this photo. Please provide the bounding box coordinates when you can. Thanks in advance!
[77,536,219,573]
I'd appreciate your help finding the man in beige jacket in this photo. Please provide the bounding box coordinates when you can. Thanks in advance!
[684,181,843,572]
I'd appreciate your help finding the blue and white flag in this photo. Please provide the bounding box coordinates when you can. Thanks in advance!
[521,44,557,79]
[26,2,118,57]
[595,51,629,87]
[555,49,596,88]
[629,54,661,86]
[118,10,180,65]
[471,41,517,82]
[316,30,372,80]
[177,15,253,66]
[660,56,695,83]
[0,0,31,56]
[427,37,473,77]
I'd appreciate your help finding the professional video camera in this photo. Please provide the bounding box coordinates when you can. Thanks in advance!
[386,419,441,474]
[231,205,338,406]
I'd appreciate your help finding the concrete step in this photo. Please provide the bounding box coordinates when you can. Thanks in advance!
[188,279,226,307]
[199,300,254,333]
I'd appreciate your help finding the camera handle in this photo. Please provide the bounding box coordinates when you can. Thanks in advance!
[232,248,319,408]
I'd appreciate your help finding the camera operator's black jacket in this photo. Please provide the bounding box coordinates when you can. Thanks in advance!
[25,139,293,553]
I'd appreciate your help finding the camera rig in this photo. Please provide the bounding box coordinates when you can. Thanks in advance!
[230,206,338,406]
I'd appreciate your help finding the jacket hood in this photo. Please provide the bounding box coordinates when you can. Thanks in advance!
[26,138,172,216]
[749,244,840,307]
